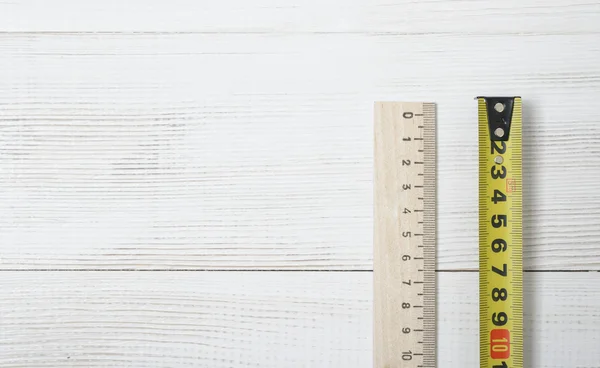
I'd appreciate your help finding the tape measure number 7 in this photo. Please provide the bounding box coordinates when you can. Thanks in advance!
[478,97,523,368]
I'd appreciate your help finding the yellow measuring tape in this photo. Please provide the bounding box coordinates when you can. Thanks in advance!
[478,97,523,368]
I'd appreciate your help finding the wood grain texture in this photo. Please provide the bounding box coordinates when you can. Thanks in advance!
[1,272,599,367]
[0,272,372,368]
[1,1,598,366]
[1,31,599,269]
[0,0,599,34]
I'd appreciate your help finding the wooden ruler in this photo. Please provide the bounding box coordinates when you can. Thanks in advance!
[478,97,523,368]
[374,102,436,368]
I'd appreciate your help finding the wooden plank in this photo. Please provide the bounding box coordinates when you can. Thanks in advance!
[436,272,600,367]
[0,0,598,34]
[1,272,599,367]
[1,33,599,270]
[0,272,372,368]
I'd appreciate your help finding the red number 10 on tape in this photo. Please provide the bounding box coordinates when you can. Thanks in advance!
[490,329,510,360]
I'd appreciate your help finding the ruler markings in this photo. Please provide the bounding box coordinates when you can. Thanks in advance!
[374,102,436,368]
[478,97,523,368]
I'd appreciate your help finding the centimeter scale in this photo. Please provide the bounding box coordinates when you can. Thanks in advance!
[374,102,436,368]
[373,99,523,367]
[478,97,524,368]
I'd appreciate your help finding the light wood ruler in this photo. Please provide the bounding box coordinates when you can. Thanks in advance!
[374,102,436,368]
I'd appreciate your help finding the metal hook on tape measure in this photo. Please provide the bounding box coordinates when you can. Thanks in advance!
[478,96,519,141]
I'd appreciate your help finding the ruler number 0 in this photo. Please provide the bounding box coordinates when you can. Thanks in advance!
[403,112,413,142]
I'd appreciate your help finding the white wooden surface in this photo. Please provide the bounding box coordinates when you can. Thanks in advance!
[2,272,599,368]
[0,0,599,366]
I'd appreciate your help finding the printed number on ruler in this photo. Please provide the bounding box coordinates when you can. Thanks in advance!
[374,102,436,368]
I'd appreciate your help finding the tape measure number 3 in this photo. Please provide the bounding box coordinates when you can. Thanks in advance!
[478,97,523,368]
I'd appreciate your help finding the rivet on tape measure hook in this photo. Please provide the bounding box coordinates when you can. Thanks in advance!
[478,97,523,368]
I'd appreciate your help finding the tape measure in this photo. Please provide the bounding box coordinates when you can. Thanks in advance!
[478,97,523,368]
[374,102,436,368]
